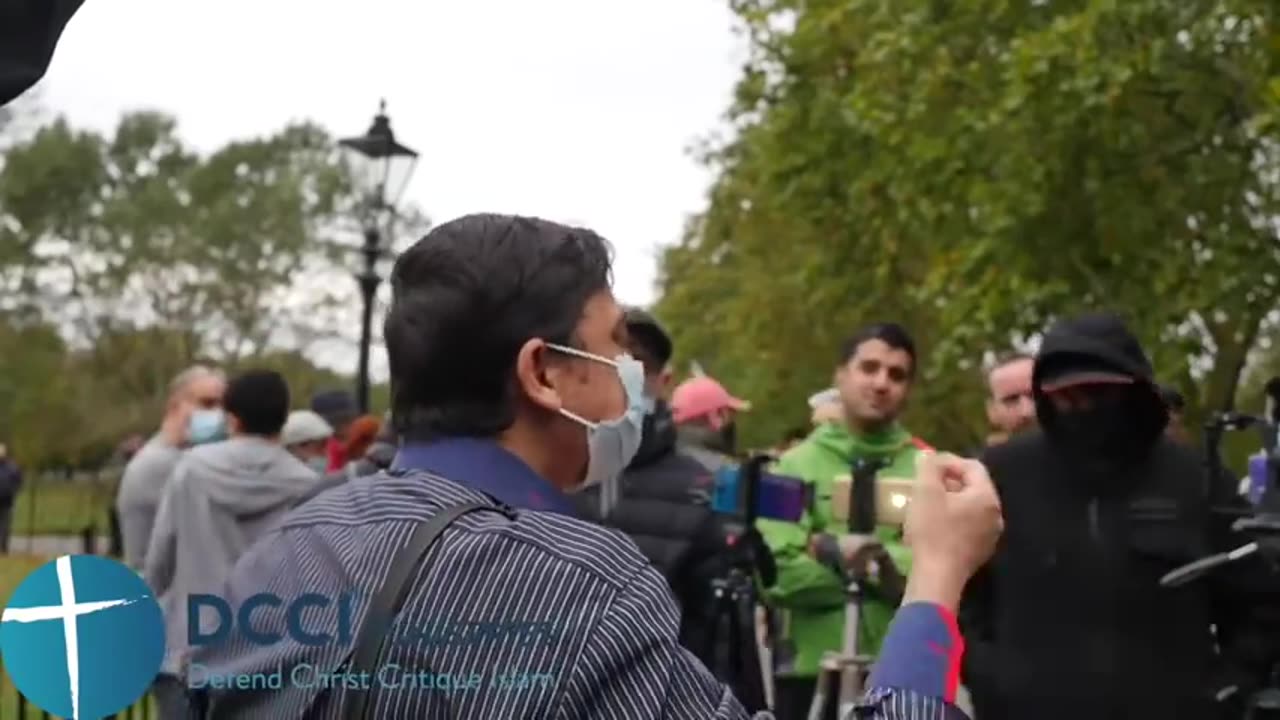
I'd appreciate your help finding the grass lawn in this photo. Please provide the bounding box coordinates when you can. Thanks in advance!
[11,474,117,536]
[0,554,157,718]
[0,554,53,719]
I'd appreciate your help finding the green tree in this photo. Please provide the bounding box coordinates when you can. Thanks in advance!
[0,112,357,359]
[0,110,415,468]
[657,0,1280,451]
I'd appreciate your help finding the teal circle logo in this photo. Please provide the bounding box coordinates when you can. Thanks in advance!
[1,555,165,720]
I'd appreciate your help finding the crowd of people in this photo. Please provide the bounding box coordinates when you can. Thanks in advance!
[86,213,1275,720]
[3,12,1279,719]
[107,368,394,715]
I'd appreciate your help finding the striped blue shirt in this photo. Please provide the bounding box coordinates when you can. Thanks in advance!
[188,438,963,719]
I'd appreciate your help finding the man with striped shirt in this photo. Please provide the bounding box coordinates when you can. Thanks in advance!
[188,214,991,719]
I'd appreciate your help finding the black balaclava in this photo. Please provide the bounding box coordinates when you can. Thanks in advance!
[1033,313,1169,482]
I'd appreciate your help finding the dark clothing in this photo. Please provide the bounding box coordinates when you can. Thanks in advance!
[0,458,20,551]
[573,403,731,665]
[774,676,836,720]
[967,431,1229,719]
[0,0,84,104]
[0,458,22,505]
[151,673,188,720]
[961,313,1235,720]
[0,505,11,553]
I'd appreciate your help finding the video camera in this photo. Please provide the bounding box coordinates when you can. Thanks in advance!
[1162,379,1280,718]
[700,453,808,713]
[1183,381,1280,582]
[707,453,811,588]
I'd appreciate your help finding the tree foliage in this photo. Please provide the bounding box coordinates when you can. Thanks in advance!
[0,111,414,468]
[656,0,1280,452]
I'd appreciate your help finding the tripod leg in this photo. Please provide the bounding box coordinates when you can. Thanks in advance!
[731,590,769,713]
[705,592,720,675]
[806,669,832,720]
[755,605,775,710]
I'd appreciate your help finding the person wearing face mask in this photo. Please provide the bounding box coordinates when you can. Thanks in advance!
[959,312,1265,720]
[115,364,226,570]
[571,308,735,681]
[144,369,322,719]
[188,214,760,719]
[280,409,336,474]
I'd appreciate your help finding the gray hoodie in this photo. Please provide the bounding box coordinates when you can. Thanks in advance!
[143,435,320,675]
[116,435,183,569]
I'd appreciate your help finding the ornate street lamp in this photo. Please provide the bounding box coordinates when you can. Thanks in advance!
[338,99,418,413]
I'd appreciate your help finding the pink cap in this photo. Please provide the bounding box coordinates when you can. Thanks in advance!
[671,376,751,424]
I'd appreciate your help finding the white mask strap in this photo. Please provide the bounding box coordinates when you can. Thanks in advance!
[559,407,597,430]
[545,343,617,367]
[545,343,626,431]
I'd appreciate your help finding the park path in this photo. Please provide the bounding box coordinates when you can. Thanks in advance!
[8,534,112,557]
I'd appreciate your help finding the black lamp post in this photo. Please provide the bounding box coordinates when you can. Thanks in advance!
[338,100,419,413]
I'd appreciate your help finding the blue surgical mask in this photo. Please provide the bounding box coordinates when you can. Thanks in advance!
[188,408,227,445]
[306,456,329,475]
[546,343,645,516]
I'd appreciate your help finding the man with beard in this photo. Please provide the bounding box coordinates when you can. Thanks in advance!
[760,322,932,720]
[959,312,1261,720]
[572,308,733,673]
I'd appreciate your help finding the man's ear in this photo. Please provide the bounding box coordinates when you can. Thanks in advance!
[514,338,563,413]
[986,398,999,427]
[658,367,673,394]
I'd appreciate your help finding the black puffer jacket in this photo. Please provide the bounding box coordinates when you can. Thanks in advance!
[573,401,730,663]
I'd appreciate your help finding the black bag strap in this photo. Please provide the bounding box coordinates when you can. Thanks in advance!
[341,500,515,720]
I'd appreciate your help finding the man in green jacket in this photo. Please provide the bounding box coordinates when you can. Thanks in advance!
[762,322,932,719]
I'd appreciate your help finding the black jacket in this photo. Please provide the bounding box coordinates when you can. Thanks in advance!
[0,459,21,505]
[573,402,730,663]
[961,314,1243,720]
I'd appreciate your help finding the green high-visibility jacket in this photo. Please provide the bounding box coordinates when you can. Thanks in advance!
[760,421,931,677]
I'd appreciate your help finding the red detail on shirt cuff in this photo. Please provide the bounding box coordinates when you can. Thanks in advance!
[934,605,966,703]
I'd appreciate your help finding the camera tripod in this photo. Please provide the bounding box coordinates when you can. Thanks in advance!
[1161,410,1280,719]
[805,457,889,720]
[704,455,778,715]
[706,553,771,713]
[805,572,874,720]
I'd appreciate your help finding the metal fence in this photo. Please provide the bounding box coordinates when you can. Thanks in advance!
[2,471,146,717]
[5,686,155,719]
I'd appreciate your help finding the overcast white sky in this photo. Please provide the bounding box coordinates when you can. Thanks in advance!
[29,0,745,377]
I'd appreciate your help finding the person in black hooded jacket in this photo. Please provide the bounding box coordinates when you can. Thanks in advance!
[959,312,1264,720]
[572,308,731,668]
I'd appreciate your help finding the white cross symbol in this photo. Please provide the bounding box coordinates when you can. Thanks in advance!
[2,555,149,720]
